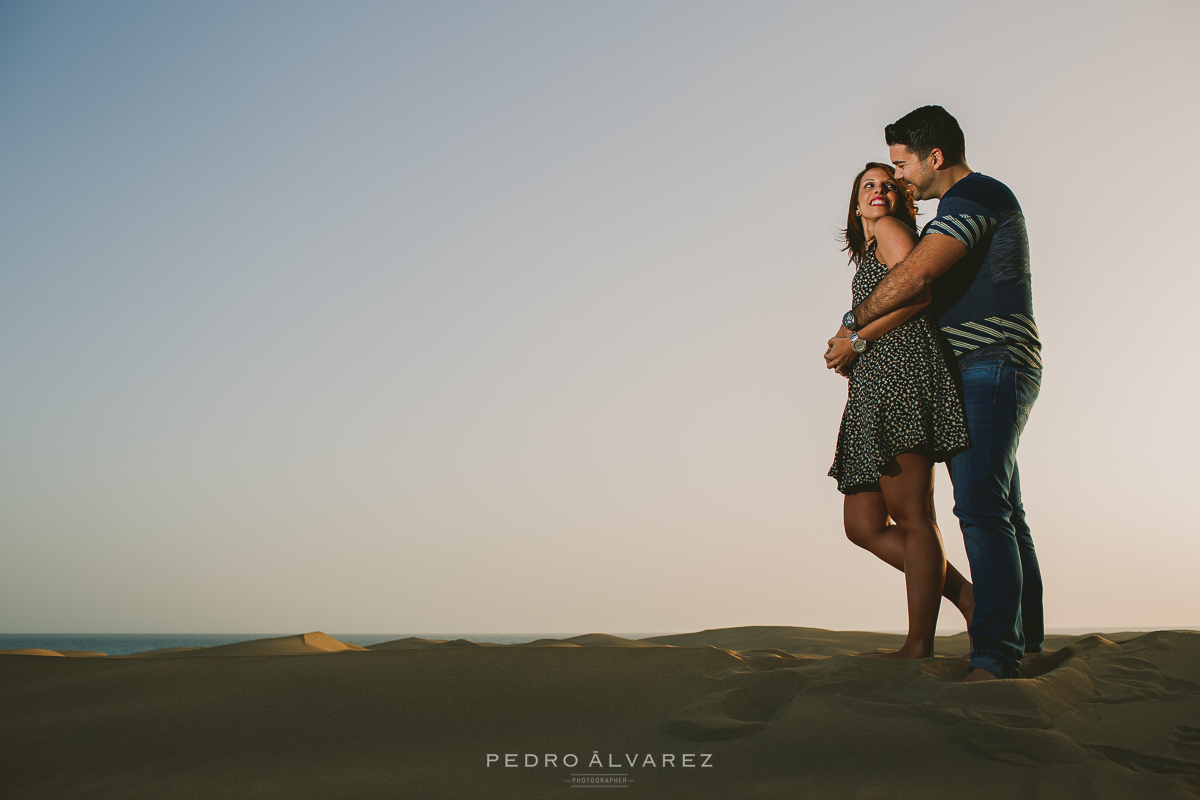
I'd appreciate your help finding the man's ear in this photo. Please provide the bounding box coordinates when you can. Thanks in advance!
[930,148,945,170]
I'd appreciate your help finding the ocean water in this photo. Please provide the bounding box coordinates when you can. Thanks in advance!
[0,632,676,656]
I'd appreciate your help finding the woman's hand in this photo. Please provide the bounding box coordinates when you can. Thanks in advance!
[825,335,858,377]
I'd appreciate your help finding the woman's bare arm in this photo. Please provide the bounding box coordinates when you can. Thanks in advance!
[825,217,926,374]
[856,216,927,342]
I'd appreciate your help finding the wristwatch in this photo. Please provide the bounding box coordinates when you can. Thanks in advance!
[850,332,869,353]
[842,310,860,331]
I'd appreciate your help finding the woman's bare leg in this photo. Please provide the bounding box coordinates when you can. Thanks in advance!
[844,478,973,626]
[873,452,945,659]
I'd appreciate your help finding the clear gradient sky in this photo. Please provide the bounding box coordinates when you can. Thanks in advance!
[2,0,1198,635]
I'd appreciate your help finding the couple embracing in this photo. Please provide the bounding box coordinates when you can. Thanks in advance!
[825,106,1042,682]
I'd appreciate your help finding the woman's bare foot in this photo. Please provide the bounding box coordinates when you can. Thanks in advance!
[964,667,1001,682]
[867,644,933,660]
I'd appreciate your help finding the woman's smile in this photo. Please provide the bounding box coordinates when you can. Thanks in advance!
[857,167,901,220]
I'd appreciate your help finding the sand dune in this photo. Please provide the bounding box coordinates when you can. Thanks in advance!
[2,627,1196,798]
[643,625,944,655]
[5,627,1154,659]
[368,637,508,650]
[120,646,205,657]
[565,633,663,647]
[368,633,658,650]
[125,631,368,657]
[366,635,451,650]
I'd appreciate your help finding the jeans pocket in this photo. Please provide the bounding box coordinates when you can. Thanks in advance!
[1015,369,1041,430]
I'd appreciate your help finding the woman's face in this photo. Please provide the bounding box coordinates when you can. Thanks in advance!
[856,168,903,223]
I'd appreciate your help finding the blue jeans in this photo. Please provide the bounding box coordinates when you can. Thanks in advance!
[947,356,1042,679]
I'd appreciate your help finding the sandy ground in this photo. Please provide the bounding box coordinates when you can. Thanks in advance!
[2,626,1198,798]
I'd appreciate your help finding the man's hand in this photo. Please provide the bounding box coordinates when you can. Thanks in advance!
[825,335,857,377]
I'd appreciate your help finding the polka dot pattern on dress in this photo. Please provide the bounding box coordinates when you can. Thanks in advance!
[829,241,971,494]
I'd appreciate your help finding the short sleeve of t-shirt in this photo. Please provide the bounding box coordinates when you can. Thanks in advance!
[920,173,1038,367]
[923,174,1018,250]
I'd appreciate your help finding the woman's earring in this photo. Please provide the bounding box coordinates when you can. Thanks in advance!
[855,209,861,216]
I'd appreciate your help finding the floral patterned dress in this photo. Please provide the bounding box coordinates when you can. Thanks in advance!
[829,241,971,493]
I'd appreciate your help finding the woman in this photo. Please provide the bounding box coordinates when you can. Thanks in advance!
[825,162,973,659]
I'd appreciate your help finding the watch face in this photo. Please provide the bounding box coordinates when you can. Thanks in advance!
[842,311,857,329]
[852,338,866,353]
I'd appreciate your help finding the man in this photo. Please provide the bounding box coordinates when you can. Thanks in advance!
[832,105,1043,682]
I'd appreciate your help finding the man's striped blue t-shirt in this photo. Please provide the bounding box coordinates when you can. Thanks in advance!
[923,172,1041,369]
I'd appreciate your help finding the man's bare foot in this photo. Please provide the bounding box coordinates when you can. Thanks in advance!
[964,667,1001,682]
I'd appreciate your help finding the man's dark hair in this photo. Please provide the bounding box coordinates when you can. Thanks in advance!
[884,105,965,165]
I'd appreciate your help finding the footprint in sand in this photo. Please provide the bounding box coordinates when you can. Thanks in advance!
[1174,724,1200,757]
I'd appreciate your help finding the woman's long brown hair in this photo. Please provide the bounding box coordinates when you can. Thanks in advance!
[840,162,917,266]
